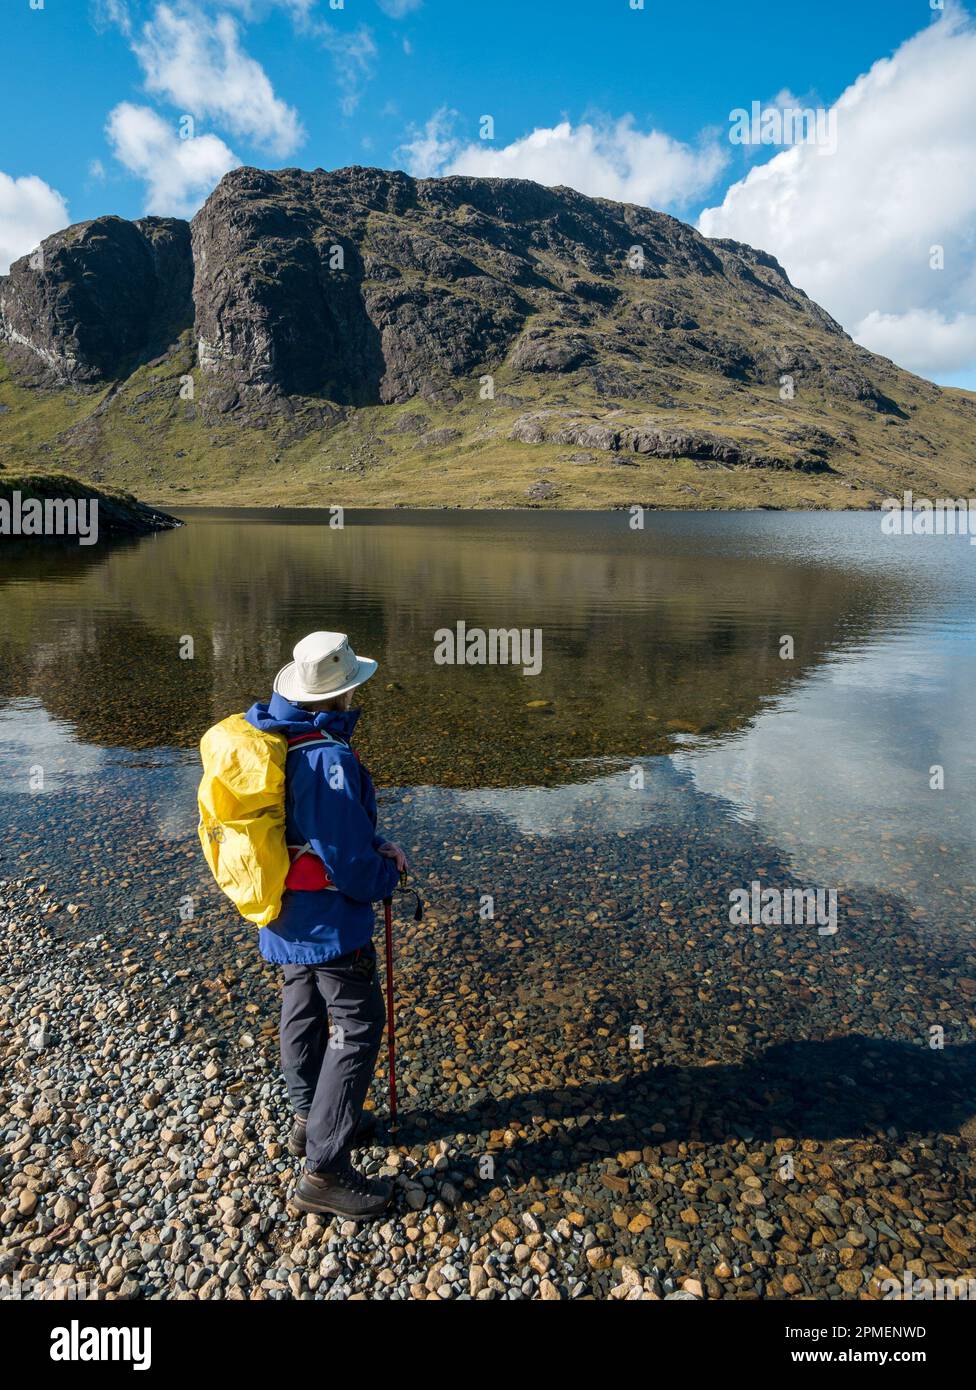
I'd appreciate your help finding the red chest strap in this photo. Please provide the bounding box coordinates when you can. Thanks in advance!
[284,730,337,891]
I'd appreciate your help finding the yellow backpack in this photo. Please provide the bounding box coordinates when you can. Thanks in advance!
[197,714,293,926]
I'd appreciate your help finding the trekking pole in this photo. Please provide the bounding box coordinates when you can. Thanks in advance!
[383,889,398,1131]
[381,871,422,1134]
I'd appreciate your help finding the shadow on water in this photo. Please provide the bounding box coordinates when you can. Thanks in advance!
[403,1035,976,1171]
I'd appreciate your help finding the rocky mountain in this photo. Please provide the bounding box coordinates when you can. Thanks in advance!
[1,216,192,384]
[2,165,975,507]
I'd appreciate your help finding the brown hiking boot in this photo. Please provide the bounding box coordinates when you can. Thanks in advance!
[287,1115,306,1158]
[291,1165,393,1220]
[287,1111,377,1158]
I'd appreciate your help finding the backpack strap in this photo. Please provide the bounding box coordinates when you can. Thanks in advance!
[286,730,338,749]
[282,730,341,893]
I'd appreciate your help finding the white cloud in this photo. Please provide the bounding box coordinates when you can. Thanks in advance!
[93,0,133,37]
[106,102,240,217]
[0,172,69,275]
[221,0,317,15]
[396,106,457,178]
[319,26,377,117]
[208,0,376,115]
[698,9,976,381]
[377,0,423,16]
[856,309,976,375]
[397,111,726,210]
[133,2,304,156]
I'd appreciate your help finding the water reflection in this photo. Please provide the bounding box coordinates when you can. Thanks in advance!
[0,510,913,784]
[1,511,974,931]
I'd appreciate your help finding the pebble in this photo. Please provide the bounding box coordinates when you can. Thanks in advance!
[1,747,974,1305]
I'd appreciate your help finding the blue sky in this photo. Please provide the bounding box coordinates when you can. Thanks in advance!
[2,0,975,387]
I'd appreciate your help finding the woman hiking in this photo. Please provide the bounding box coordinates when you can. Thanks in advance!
[243,631,407,1220]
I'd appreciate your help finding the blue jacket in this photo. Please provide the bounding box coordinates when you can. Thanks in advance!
[243,693,399,964]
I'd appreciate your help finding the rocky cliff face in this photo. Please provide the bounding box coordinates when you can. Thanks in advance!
[189,165,869,413]
[0,215,192,383]
[2,165,975,505]
[191,166,532,406]
[1,165,889,409]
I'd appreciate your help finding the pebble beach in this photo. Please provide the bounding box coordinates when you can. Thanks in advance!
[3,857,975,1302]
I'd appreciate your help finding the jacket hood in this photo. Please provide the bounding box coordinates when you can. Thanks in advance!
[244,692,361,743]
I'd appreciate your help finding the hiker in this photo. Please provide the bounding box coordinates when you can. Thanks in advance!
[242,631,407,1219]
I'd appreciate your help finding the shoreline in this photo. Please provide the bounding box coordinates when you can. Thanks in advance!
[0,475,181,540]
[3,873,974,1301]
[0,877,664,1301]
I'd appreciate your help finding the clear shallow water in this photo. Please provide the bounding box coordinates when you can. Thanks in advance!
[1,509,973,935]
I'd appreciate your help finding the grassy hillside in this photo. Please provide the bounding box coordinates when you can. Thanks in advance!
[3,339,975,510]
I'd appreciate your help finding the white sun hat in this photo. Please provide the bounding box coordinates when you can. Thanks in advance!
[273,631,378,704]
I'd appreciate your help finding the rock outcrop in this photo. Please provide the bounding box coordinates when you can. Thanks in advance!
[0,165,885,408]
[0,473,181,538]
[0,216,192,383]
[188,166,877,413]
[508,411,836,472]
[191,166,530,406]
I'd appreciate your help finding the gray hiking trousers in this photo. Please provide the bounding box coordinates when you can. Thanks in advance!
[279,942,385,1172]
